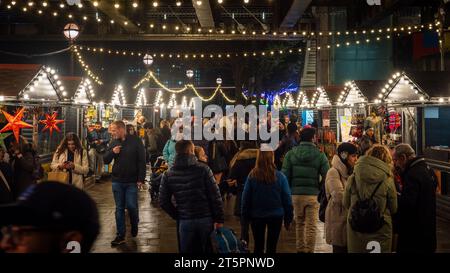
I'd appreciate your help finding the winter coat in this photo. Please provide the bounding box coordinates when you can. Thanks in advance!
[343,155,398,253]
[0,162,14,205]
[159,154,224,223]
[228,149,258,216]
[145,128,163,155]
[11,150,37,200]
[163,139,177,168]
[51,149,89,190]
[397,157,437,253]
[281,142,330,195]
[241,171,293,224]
[275,134,298,170]
[103,135,146,184]
[325,155,350,247]
[208,140,228,174]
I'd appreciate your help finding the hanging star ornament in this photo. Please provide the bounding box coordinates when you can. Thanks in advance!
[40,112,65,135]
[0,108,33,143]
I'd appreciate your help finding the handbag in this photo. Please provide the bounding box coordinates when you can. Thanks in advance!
[48,171,70,184]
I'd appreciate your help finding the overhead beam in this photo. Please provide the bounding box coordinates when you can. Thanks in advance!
[191,0,215,28]
[280,0,313,29]
[87,0,140,33]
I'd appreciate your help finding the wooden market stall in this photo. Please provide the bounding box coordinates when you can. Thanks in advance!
[0,64,68,162]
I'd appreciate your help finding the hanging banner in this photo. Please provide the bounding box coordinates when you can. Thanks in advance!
[340,115,353,142]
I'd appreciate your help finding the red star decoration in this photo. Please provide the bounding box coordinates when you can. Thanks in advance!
[0,108,33,143]
[39,112,65,135]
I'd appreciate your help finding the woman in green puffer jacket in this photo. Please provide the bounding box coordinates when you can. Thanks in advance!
[343,145,398,253]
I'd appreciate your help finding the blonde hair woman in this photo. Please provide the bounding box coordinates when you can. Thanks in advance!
[343,145,398,253]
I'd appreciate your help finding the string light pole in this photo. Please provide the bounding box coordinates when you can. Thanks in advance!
[438,1,446,71]
[63,23,80,75]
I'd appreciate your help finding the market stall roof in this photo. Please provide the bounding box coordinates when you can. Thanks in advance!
[404,71,450,102]
[60,76,82,102]
[60,76,95,105]
[322,85,343,104]
[0,64,66,103]
[351,80,386,103]
[111,84,127,107]
[376,72,430,104]
[337,81,369,106]
[135,87,149,107]
[282,92,296,109]
[311,87,332,108]
[296,90,311,108]
[19,65,66,102]
[92,82,114,105]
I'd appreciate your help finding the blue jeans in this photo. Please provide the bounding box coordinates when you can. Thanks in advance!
[178,217,213,254]
[112,182,139,238]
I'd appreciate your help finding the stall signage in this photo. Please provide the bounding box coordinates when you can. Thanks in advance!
[425,107,439,119]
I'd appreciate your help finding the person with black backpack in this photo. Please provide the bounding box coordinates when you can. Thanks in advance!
[323,143,358,253]
[343,145,398,253]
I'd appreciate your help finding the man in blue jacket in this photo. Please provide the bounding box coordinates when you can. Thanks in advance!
[104,121,146,246]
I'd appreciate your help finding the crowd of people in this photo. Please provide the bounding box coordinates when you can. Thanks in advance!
[0,114,438,254]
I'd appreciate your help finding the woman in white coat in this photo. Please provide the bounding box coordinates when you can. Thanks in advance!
[325,143,358,253]
[51,133,89,190]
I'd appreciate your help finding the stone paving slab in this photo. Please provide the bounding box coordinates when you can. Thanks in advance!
[88,180,450,253]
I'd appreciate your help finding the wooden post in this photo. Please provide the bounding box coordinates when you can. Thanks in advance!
[33,113,39,151]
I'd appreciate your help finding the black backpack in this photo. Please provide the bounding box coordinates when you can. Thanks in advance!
[349,180,385,233]
[318,170,341,223]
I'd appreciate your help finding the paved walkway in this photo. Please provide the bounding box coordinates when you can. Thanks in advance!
[88,180,450,253]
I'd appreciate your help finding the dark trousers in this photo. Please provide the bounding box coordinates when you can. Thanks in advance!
[333,245,348,253]
[178,217,213,254]
[112,182,139,238]
[250,217,283,254]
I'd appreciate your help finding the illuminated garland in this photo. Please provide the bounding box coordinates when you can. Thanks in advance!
[73,47,103,85]
[75,27,431,62]
[1,2,436,38]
